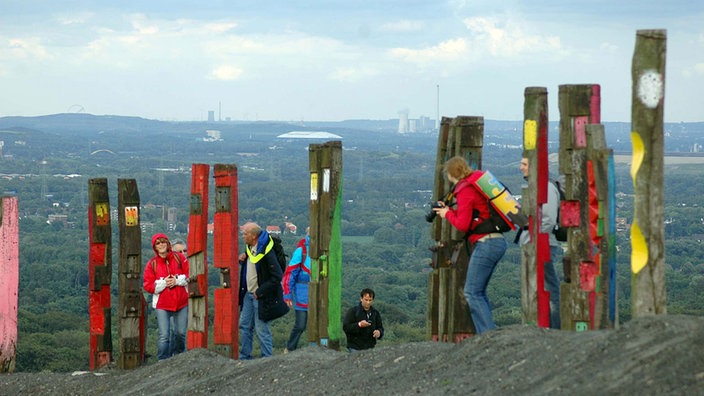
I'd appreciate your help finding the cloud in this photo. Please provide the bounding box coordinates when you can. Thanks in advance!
[328,66,380,82]
[599,41,619,54]
[209,65,244,81]
[462,16,562,57]
[683,63,704,77]
[389,38,467,64]
[55,11,95,25]
[6,37,52,60]
[204,22,238,33]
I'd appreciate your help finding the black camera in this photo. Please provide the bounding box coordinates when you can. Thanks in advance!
[425,187,455,223]
[425,201,445,222]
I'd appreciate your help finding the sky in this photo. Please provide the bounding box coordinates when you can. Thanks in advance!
[1,0,702,123]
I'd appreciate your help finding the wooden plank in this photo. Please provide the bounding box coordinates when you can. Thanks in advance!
[187,164,210,348]
[558,84,602,330]
[117,179,143,369]
[631,29,667,316]
[88,178,112,370]
[0,196,19,373]
[307,141,343,349]
[213,164,239,359]
[521,86,551,328]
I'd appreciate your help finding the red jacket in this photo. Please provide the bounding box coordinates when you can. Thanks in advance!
[445,175,492,244]
[143,233,189,312]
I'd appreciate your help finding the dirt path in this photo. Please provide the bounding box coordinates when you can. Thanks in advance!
[2,315,703,395]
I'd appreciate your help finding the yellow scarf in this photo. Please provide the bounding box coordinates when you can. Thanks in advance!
[245,236,275,264]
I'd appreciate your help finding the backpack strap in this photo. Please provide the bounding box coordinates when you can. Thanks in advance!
[150,253,183,275]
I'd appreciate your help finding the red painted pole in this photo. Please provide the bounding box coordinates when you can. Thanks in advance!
[88,179,112,369]
[187,164,210,349]
[0,196,19,373]
[212,164,239,359]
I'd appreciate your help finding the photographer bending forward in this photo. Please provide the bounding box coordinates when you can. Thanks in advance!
[433,156,507,334]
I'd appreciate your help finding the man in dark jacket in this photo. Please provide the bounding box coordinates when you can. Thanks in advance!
[238,222,284,359]
[343,288,384,352]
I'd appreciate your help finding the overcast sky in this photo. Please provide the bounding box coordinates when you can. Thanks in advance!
[1,1,701,123]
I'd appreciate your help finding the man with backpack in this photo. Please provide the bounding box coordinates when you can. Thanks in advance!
[518,157,562,329]
[238,222,287,359]
[342,288,384,352]
[282,227,311,352]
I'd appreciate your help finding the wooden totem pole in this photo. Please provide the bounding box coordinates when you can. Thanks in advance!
[212,164,240,359]
[117,179,145,369]
[558,84,616,330]
[187,164,210,349]
[88,178,113,369]
[630,29,667,316]
[520,87,552,328]
[308,141,343,350]
[0,196,19,372]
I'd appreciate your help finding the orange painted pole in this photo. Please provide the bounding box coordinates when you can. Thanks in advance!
[212,164,239,359]
[0,196,19,373]
[187,164,210,349]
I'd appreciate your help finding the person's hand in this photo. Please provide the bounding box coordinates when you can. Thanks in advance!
[238,252,247,262]
[433,204,450,219]
[286,300,293,308]
[358,320,371,328]
[165,275,177,288]
[372,329,381,339]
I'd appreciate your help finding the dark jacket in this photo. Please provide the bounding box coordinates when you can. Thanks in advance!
[238,230,283,306]
[343,303,384,350]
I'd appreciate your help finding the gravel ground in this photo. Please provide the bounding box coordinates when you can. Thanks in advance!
[2,314,703,395]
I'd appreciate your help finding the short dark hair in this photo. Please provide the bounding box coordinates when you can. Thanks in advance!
[360,288,375,299]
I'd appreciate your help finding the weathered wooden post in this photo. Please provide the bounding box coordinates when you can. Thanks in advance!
[0,196,19,373]
[117,179,144,369]
[630,29,667,316]
[428,116,452,341]
[187,164,210,349]
[521,87,551,328]
[212,164,240,359]
[88,178,113,369]
[428,116,484,342]
[308,141,343,350]
[585,125,616,329]
[558,83,615,330]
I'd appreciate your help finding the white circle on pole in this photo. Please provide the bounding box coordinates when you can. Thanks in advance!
[637,70,663,109]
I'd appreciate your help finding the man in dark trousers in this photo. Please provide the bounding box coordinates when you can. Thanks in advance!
[343,288,384,352]
[238,222,284,359]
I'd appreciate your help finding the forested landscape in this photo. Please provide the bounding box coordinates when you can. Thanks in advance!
[1,114,703,372]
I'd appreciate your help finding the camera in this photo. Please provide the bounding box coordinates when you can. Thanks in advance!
[425,188,455,223]
[425,201,445,222]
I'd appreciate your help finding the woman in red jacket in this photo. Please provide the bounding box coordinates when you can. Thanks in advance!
[143,233,189,360]
[433,156,507,334]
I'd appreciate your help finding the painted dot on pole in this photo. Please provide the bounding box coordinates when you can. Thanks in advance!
[637,70,663,109]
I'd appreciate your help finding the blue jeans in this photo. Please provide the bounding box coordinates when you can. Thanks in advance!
[286,309,308,351]
[155,305,188,361]
[464,237,507,334]
[239,292,273,359]
[545,245,562,329]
